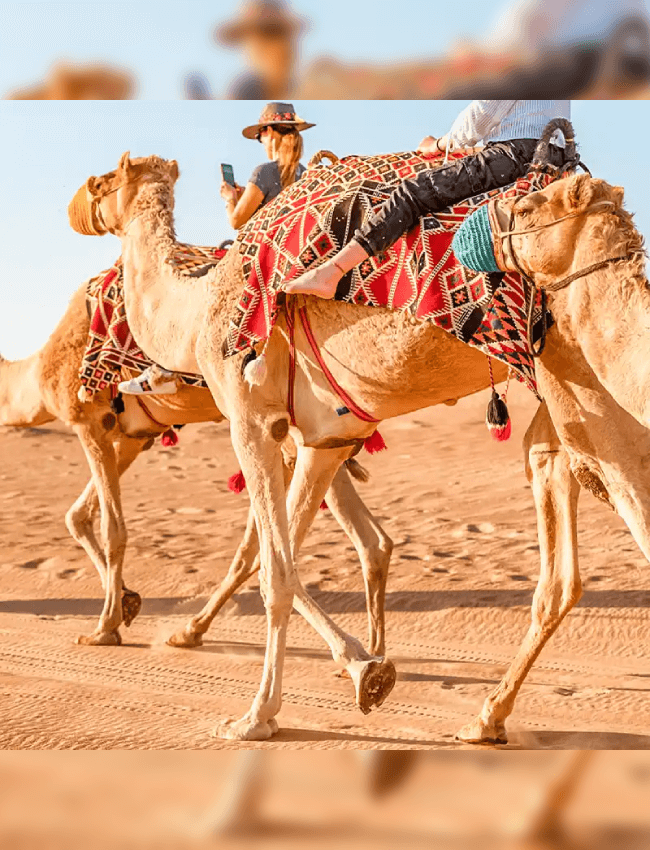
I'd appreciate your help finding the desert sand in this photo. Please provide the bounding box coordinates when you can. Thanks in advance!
[1,380,649,750]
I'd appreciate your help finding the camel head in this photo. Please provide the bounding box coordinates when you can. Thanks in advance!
[491,175,628,284]
[494,174,650,428]
[68,152,179,237]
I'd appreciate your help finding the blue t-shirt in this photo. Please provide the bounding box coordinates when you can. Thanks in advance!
[249,160,306,207]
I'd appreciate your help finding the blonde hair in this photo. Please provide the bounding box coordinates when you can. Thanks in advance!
[273,127,304,189]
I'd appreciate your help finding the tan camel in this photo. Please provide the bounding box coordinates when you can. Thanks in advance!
[0,283,392,654]
[72,152,647,744]
[5,61,135,100]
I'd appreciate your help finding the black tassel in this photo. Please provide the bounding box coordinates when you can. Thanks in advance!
[110,392,125,415]
[486,390,511,442]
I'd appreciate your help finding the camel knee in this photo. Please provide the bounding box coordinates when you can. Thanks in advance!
[364,531,393,583]
[531,577,582,628]
[65,501,97,542]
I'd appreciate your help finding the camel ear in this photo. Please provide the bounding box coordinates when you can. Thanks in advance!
[611,185,624,208]
[566,174,595,210]
[118,151,132,174]
[168,160,179,182]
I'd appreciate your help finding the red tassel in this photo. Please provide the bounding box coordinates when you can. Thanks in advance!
[228,470,247,494]
[488,419,512,442]
[364,429,387,455]
[320,500,328,511]
[161,429,179,447]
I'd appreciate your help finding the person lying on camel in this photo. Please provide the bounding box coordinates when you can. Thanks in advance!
[284,100,571,300]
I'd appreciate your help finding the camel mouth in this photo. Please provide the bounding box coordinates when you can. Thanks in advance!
[68,181,108,236]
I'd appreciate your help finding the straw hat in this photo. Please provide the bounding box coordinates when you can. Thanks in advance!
[242,101,315,139]
[215,1,308,45]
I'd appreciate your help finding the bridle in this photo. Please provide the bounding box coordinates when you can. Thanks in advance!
[492,194,645,356]
[90,172,154,234]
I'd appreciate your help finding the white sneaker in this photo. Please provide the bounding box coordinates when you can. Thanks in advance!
[118,366,177,395]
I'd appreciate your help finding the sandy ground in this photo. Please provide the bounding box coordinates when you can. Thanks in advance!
[1,381,650,750]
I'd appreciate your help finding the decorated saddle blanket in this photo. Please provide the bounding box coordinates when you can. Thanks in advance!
[79,243,228,398]
[223,150,556,396]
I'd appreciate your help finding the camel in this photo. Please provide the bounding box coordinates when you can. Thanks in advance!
[0,282,392,654]
[5,61,135,100]
[70,146,648,745]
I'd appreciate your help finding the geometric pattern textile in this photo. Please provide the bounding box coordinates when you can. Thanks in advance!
[79,243,228,398]
[224,150,558,396]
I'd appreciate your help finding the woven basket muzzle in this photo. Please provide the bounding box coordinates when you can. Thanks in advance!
[68,180,107,236]
[451,202,501,274]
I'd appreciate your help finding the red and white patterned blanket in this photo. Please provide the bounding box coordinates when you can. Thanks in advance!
[224,151,556,395]
[79,244,227,398]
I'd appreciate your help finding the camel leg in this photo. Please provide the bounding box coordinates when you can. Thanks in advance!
[325,464,393,656]
[285,446,396,716]
[168,463,392,656]
[65,434,147,628]
[213,411,304,741]
[513,751,594,845]
[72,423,129,646]
[167,506,260,647]
[215,428,393,740]
[457,404,582,745]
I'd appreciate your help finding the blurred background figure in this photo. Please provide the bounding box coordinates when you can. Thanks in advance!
[444,0,650,98]
[5,60,135,100]
[212,0,308,100]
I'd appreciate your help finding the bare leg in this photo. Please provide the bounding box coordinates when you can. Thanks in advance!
[457,404,582,745]
[66,434,147,629]
[73,423,130,646]
[284,239,369,299]
[325,464,393,656]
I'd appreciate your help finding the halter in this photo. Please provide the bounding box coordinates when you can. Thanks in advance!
[91,172,154,234]
[492,195,645,356]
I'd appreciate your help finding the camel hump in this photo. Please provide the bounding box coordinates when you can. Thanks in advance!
[308,150,340,169]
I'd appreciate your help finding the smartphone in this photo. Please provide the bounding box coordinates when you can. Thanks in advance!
[220,163,236,187]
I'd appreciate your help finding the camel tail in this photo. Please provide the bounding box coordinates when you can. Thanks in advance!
[345,458,370,483]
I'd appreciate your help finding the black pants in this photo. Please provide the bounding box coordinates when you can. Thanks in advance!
[355,139,566,257]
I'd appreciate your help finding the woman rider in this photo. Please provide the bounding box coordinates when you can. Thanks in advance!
[118,101,314,395]
[284,100,571,300]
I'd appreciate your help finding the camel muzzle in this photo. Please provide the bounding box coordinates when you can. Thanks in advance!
[68,181,107,236]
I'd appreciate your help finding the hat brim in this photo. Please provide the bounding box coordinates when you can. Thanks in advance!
[215,15,308,46]
[242,119,315,140]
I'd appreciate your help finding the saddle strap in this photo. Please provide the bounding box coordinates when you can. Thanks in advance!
[285,297,379,426]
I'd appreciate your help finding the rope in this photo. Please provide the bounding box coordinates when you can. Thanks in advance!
[284,297,379,428]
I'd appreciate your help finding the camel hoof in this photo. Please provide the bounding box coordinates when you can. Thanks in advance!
[75,630,122,647]
[354,658,396,715]
[166,628,204,648]
[213,715,279,742]
[455,715,508,745]
[121,591,142,627]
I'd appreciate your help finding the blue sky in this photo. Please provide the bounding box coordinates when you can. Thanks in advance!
[1,99,649,360]
[2,1,511,99]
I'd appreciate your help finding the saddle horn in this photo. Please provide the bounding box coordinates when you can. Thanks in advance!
[532,118,579,173]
